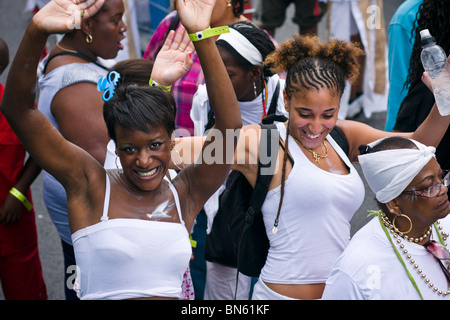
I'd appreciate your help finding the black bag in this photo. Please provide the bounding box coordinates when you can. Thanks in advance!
[204,123,279,278]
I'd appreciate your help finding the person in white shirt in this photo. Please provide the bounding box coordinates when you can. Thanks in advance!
[323,136,450,300]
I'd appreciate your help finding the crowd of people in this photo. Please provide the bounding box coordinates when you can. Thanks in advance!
[0,0,448,301]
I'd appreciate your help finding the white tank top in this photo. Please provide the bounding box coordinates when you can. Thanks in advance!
[71,174,192,300]
[260,122,365,284]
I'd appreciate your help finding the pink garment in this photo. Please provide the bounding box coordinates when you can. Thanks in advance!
[180,268,195,300]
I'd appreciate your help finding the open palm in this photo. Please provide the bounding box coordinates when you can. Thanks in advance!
[176,0,215,33]
[32,0,104,34]
[152,28,194,86]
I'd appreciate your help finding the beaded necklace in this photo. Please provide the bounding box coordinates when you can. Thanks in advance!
[371,210,450,298]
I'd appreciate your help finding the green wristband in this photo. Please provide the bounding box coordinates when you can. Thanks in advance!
[188,26,230,41]
[149,78,171,92]
[9,187,33,211]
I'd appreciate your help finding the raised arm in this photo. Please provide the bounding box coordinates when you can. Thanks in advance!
[0,0,105,186]
[174,0,242,220]
[339,69,450,162]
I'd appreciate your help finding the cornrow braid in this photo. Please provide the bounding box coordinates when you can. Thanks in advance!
[273,121,290,232]
[264,34,363,97]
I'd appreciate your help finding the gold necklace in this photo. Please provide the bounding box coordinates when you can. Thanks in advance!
[56,42,78,54]
[284,121,328,164]
[294,136,328,164]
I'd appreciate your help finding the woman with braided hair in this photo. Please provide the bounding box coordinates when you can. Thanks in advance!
[175,33,450,299]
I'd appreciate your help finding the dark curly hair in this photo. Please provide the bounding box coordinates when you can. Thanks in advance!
[405,0,449,90]
[264,35,363,98]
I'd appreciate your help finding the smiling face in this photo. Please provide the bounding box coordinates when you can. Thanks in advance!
[115,124,172,192]
[86,0,127,60]
[285,87,340,150]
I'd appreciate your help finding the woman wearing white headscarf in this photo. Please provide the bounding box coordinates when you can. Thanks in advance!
[322,137,450,299]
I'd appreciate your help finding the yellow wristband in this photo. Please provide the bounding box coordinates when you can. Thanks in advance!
[9,187,33,211]
[188,26,230,41]
[149,78,171,92]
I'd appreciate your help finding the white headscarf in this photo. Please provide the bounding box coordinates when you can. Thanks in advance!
[358,138,436,203]
[216,27,263,66]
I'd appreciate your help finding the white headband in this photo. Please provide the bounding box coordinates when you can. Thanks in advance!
[358,138,436,203]
[217,27,263,66]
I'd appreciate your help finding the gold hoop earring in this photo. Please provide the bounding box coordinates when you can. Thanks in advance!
[86,34,93,44]
[393,214,413,234]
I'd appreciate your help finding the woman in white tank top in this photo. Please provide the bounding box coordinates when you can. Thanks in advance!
[174,34,450,300]
[2,0,242,300]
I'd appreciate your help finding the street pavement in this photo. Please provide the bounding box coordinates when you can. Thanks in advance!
[0,0,403,299]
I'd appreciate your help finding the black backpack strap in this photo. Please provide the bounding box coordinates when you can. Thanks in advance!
[261,114,287,124]
[247,123,278,211]
[267,79,280,116]
[330,125,349,156]
[234,123,278,298]
[261,80,287,125]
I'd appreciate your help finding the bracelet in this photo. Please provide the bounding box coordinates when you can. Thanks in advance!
[188,26,230,42]
[9,187,33,211]
[149,78,172,92]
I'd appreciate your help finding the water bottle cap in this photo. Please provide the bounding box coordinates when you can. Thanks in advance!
[420,29,435,46]
[420,29,431,39]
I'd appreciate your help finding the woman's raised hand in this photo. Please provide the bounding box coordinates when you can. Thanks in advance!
[176,0,215,33]
[151,27,194,86]
[32,0,105,35]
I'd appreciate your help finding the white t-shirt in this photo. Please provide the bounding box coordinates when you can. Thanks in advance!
[322,213,450,300]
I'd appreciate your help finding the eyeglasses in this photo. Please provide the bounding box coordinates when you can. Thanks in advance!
[403,171,450,199]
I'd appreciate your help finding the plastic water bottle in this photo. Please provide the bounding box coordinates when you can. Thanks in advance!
[420,29,450,116]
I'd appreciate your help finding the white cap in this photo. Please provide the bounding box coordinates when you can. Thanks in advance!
[420,29,431,39]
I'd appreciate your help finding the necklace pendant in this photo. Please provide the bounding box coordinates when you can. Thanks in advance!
[312,152,321,164]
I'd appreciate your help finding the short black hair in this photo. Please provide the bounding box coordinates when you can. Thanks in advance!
[103,85,176,142]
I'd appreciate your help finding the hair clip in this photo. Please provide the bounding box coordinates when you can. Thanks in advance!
[97,71,121,102]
